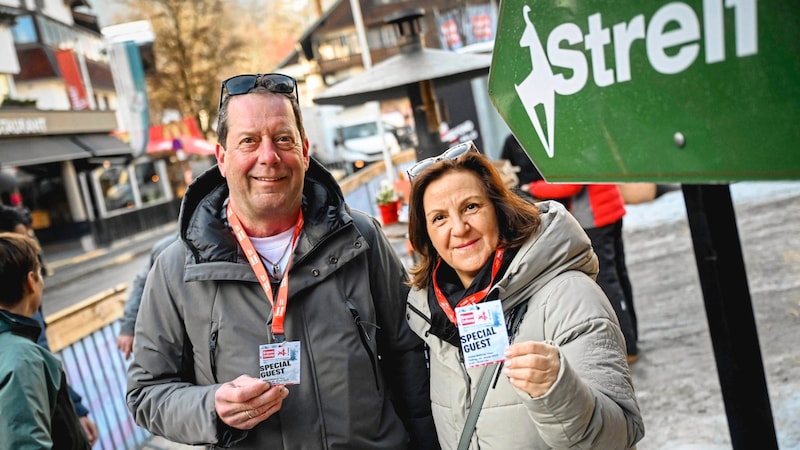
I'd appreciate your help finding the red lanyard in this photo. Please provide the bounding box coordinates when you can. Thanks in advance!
[432,248,505,325]
[227,202,304,340]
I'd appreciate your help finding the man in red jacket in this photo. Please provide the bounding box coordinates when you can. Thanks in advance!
[528,182,639,364]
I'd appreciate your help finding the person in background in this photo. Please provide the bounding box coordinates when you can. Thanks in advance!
[499,135,639,362]
[116,233,178,360]
[127,73,438,448]
[0,204,99,445]
[405,142,644,448]
[0,232,92,449]
[499,133,545,204]
[527,181,639,363]
[500,133,545,187]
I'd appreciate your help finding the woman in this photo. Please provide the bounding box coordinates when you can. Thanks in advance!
[405,142,644,449]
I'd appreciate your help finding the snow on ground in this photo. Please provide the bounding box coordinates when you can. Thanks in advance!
[625,181,800,230]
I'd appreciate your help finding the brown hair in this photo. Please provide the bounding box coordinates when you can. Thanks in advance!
[216,83,306,150]
[407,150,541,290]
[0,232,41,308]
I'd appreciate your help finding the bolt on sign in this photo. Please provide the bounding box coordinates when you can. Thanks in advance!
[488,0,800,182]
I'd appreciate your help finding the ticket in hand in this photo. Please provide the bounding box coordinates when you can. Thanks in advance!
[259,341,301,385]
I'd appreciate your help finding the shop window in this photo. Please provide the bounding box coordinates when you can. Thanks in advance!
[366,25,398,51]
[11,16,37,44]
[164,155,214,199]
[93,160,168,214]
[97,165,134,212]
[135,161,165,205]
[315,31,361,62]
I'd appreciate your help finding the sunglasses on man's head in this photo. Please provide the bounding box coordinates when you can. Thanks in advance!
[406,141,479,181]
[218,73,297,110]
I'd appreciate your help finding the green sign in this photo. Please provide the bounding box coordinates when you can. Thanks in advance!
[489,0,800,182]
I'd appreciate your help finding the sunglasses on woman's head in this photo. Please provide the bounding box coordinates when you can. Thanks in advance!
[218,73,297,110]
[406,141,479,181]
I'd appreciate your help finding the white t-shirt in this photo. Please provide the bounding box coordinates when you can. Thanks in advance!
[250,226,295,279]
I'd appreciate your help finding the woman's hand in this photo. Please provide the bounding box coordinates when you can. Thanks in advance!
[503,341,560,398]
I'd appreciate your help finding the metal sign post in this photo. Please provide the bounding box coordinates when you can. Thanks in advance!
[682,184,778,448]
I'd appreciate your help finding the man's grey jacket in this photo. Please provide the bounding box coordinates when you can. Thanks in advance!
[127,159,436,449]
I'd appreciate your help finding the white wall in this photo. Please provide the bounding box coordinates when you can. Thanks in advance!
[0,27,20,74]
[15,79,70,110]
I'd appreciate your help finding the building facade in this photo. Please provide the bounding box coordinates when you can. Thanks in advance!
[0,0,191,250]
[279,0,510,161]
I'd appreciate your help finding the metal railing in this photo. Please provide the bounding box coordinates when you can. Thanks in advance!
[47,285,151,450]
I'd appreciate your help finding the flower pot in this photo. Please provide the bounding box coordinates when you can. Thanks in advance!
[378,201,400,225]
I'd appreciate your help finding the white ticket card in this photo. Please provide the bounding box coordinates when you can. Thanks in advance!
[456,300,510,368]
[259,341,301,385]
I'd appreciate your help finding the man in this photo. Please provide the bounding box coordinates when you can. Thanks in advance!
[0,232,91,449]
[0,205,100,443]
[116,233,177,360]
[127,74,437,449]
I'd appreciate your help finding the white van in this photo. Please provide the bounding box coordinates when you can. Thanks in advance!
[335,121,401,168]
[333,102,401,171]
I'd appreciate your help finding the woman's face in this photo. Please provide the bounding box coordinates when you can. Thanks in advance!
[422,170,500,288]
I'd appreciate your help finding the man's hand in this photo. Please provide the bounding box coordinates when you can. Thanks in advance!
[79,416,99,445]
[503,341,560,398]
[116,334,134,360]
[214,375,289,430]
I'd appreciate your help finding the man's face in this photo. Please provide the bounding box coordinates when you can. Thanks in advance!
[216,93,309,236]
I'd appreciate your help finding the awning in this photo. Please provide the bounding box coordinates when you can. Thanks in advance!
[313,47,492,106]
[146,117,216,156]
[147,136,216,155]
[0,137,92,167]
[71,133,133,157]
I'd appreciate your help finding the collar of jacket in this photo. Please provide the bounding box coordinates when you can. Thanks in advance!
[179,158,352,261]
[0,309,41,341]
[426,247,519,347]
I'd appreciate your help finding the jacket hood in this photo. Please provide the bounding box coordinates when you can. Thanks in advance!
[178,157,351,264]
[495,200,599,311]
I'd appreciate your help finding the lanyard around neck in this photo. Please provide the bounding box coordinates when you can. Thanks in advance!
[227,202,304,340]
[432,247,505,325]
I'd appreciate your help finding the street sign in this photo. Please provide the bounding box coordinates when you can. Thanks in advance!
[488,0,800,182]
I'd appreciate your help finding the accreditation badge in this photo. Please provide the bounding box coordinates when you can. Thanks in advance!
[259,341,301,385]
[456,300,510,368]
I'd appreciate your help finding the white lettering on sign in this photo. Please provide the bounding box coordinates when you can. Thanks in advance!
[515,0,758,158]
[0,117,48,136]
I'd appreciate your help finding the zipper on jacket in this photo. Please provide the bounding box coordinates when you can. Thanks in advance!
[407,302,433,327]
[345,300,380,391]
[209,327,219,384]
